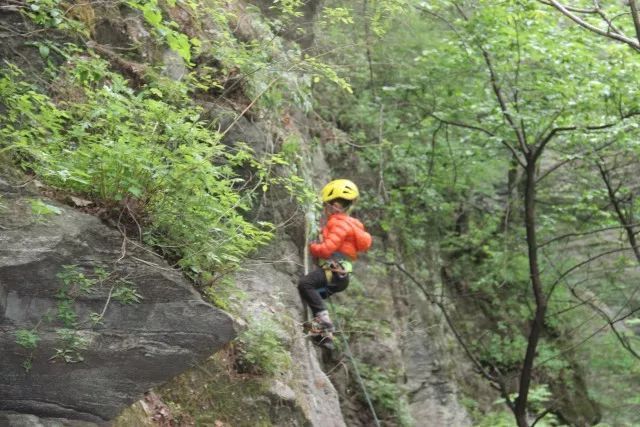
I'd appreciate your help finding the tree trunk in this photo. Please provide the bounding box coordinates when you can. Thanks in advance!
[514,157,548,427]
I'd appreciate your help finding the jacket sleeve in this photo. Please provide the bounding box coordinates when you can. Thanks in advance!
[356,228,372,252]
[349,217,372,252]
[310,219,350,259]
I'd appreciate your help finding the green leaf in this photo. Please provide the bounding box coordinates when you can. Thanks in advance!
[38,45,50,59]
[141,3,162,26]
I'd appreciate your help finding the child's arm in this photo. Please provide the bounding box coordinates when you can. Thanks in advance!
[309,220,350,259]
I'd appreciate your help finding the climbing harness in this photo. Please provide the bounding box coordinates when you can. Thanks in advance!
[320,254,352,282]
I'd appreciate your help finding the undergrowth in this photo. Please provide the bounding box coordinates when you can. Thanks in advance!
[235,317,293,376]
[0,57,274,278]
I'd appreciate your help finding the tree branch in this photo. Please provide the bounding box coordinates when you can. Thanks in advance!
[537,0,597,14]
[629,0,640,45]
[429,113,495,137]
[546,250,640,362]
[381,260,514,402]
[550,246,636,289]
[540,0,640,50]
[481,51,529,154]
[536,137,617,184]
[531,408,555,427]
[539,223,640,248]
[453,3,529,155]
[535,110,640,162]
[597,160,640,262]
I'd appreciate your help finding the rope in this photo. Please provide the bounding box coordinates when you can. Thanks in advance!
[303,206,381,427]
[327,297,382,427]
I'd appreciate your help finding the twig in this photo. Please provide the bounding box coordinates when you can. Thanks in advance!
[95,283,117,322]
[538,223,640,248]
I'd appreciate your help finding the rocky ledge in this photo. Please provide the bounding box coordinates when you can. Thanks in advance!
[0,168,236,424]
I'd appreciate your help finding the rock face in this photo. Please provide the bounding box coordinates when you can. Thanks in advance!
[405,305,473,426]
[234,258,347,427]
[0,168,236,424]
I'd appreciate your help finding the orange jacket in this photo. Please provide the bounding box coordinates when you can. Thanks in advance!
[310,213,372,260]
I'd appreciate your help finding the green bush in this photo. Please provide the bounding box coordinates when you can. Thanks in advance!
[0,58,272,276]
[357,362,414,427]
[236,318,292,376]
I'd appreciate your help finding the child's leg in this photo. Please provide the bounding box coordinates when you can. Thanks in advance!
[297,268,329,315]
[326,274,349,297]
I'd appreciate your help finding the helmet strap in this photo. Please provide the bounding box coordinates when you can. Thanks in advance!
[324,202,345,215]
[324,200,354,215]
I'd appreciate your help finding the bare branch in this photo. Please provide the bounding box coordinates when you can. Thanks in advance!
[429,113,495,137]
[481,50,529,155]
[539,223,640,248]
[540,0,640,50]
[531,408,555,427]
[535,110,640,162]
[381,259,513,402]
[597,161,640,262]
[536,137,617,183]
[538,0,597,14]
[546,250,640,361]
[550,246,635,289]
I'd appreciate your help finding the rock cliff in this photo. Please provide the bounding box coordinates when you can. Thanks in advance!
[0,166,236,424]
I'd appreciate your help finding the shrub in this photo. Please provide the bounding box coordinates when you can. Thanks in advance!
[0,58,272,276]
[236,318,292,376]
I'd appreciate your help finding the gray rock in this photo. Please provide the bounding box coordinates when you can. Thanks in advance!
[0,168,236,424]
[0,412,99,427]
[405,311,472,427]
[234,255,346,427]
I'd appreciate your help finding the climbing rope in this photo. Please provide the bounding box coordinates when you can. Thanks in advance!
[327,297,381,427]
[303,206,381,427]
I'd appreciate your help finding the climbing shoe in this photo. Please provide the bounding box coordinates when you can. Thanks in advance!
[313,333,334,350]
[314,310,334,333]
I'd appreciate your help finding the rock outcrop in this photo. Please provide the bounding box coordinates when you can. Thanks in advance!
[0,167,236,424]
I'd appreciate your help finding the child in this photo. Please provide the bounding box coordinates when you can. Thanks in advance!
[298,179,372,348]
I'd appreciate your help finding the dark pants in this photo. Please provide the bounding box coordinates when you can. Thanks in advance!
[298,268,349,315]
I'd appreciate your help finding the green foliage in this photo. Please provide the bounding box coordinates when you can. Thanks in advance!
[14,329,40,372]
[272,0,304,17]
[112,280,143,305]
[236,318,292,376]
[124,0,197,64]
[475,411,515,427]
[8,265,142,366]
[314,0,640,424]
[51,328,89,363]
[203,276,245,312]
[461,397,515,427]
[321,7,354,25]
[332,277,392,338]
[29,199,62,220]
[15,329,40,350]
[23,0,88,34]
[580,325,640,426]
[55,265,101,327]
[357,362,413,427]
[0,58,273,275]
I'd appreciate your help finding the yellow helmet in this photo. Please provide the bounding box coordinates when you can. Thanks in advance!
[321,179,359,203]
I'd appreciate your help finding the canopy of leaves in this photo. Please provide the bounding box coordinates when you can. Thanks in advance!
[314,0,640,424]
